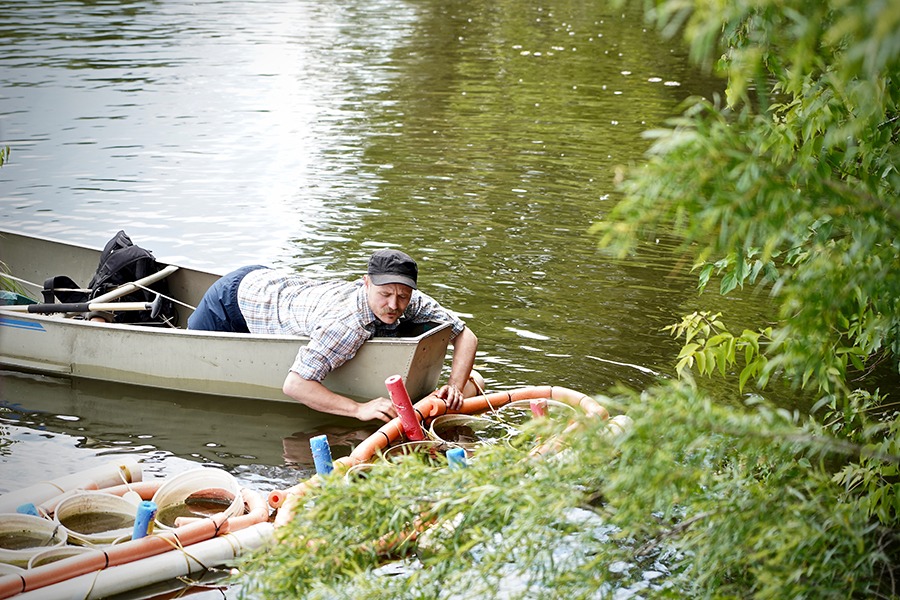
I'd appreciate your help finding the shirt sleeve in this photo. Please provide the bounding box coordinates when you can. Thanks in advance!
[289,319,371,382]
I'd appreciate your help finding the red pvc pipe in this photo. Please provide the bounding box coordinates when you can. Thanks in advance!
[385,375,425,441]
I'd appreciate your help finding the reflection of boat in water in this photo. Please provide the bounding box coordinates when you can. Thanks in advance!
[0,370,379,473]
[0,227,453,405]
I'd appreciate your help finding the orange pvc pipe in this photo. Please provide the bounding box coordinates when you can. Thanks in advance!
[511,386,553,402]
[414,395,443,419]
[412,386,609,439]
[528,420,581,457]
[0,512,230,600]
[334,455,359,470]
[216,487,269,531]
[550,386,610,420]
[264,385,612,526]
[364,514,437,557]
[103,480,167,500]
[348,419,403,463]
[268,475,320,511]
[456,390,511,414]
[266,451,364,511]
[266,489,287,510]
[273,491,307,528]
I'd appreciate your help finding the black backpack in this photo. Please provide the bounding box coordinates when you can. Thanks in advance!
[43,231,177,325]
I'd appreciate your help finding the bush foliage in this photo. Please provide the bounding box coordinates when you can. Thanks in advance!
[239,0,900,597]
[241,384,898,599]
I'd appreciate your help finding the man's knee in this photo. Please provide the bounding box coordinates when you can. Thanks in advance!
[187,276,231,331]
[187,265,262,332]
[187,297,222,330]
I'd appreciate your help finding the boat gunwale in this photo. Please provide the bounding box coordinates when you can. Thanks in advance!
[0,309,453,346]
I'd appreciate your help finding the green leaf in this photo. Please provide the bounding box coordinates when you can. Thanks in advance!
[678,343,701,359]
[720,271,738,295]
[698,263,714,292]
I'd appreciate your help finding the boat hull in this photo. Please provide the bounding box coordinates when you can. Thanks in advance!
[0,228,452,402]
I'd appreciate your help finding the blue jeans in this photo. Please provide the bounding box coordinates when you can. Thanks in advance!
[187,265,268,332]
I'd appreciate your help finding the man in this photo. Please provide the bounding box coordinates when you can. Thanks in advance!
[187,249,478,423]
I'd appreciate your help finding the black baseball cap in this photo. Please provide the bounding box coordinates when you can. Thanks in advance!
[367,249,418,289]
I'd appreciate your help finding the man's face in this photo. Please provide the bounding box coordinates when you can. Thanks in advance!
[364,276,412,324]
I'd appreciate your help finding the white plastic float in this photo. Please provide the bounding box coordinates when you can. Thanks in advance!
[0,460,271,600]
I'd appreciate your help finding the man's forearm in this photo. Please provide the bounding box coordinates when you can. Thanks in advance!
[447,327,478,390]
[282,371,397,422]
[282,371,361,418]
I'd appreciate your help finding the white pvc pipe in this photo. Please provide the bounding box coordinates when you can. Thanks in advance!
[89,265,179,304]
[0,458,142,514]
[13,523,274,600]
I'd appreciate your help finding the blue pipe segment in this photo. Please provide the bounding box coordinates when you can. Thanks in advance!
[16,502,40,516]
[310,434,334,476]
[447,447,467,470]
[132,500,158,540]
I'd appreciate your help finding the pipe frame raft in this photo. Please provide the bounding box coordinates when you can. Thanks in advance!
[268,385,612,526]
[0,483,269,600]
[14,524,274,600]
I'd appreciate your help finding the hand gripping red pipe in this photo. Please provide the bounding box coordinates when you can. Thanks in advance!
[385,374,426,441]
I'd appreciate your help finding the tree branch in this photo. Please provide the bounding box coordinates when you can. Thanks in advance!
[635,510,717,557]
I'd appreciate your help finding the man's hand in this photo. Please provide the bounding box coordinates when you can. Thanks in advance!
[356,396,398,423]
[283,372,398,423]
[435,383,464,411]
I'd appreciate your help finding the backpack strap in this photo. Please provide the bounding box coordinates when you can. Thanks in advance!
[42,277,54,304]
[42,275,89,304]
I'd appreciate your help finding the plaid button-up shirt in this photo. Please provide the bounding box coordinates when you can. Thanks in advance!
[237,268,465,382]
